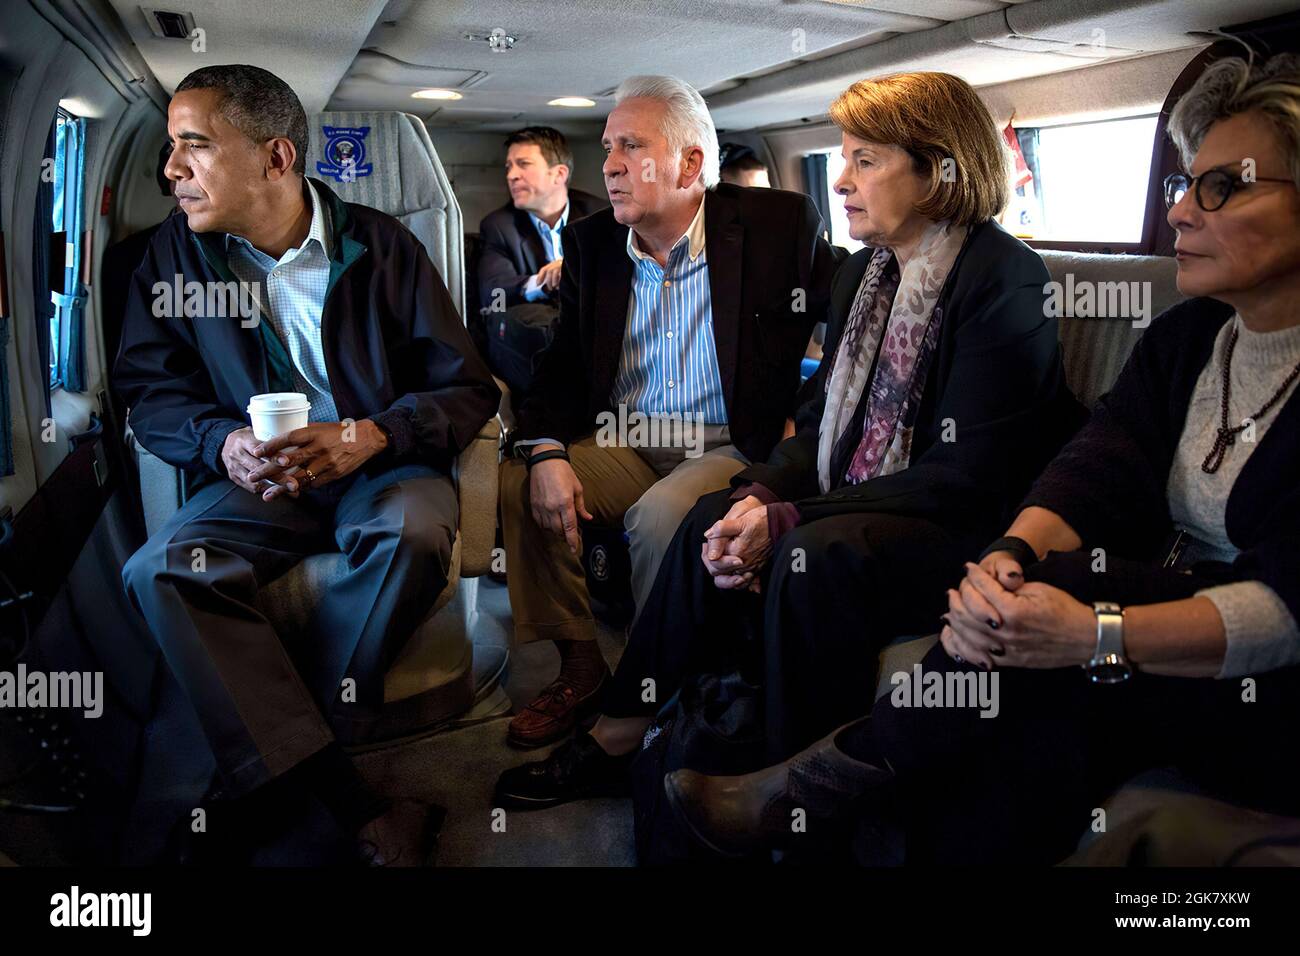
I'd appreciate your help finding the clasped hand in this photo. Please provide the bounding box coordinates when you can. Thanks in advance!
[700,495,772,592]
[221,421,388,501]
[940,553,1096,670]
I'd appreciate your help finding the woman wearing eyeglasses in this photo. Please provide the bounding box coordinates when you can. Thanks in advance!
[666,52,1300,865]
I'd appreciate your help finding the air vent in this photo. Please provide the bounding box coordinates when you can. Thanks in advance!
[463,29,518,53]
[141,7,197,40]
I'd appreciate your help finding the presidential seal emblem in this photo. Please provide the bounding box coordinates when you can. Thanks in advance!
[589,545,610,582]
[317,126,373,182]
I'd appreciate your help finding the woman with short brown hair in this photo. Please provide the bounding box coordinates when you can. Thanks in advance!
[829,71,1010,227]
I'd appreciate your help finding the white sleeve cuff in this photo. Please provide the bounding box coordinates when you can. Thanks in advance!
[522,274,545,301]
[1201,581,1300,678]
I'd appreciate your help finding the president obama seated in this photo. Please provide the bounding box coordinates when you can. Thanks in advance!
[114,64,498,865]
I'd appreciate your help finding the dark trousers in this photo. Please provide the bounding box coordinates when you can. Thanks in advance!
[868,551,1300,864]
[604,487,968,759]
[122,462,457,798]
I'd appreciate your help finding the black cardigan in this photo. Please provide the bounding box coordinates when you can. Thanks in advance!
[733,220,1084,548]
[1021,296,1300,624]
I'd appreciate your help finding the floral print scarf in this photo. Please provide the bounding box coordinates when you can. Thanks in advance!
[817,220,968,493]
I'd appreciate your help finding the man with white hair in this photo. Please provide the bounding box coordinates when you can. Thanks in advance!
[497,75,836,756]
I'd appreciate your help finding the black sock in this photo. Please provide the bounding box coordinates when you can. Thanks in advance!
[296,744,391,834]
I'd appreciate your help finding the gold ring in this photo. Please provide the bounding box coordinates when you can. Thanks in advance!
[301,467,317,484]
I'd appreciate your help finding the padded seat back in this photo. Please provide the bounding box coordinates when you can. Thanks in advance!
[307,111,466,320]
[1039,251,1182,407]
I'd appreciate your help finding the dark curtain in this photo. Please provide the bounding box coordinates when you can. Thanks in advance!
[1015,127,1046,228]
[801,152,832,241]
[0,68,16,474]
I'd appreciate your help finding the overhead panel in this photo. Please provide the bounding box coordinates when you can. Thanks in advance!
[325,0,940,123]
[104,0,392,113]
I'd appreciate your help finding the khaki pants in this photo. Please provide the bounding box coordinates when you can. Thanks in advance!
[500,426,747,644]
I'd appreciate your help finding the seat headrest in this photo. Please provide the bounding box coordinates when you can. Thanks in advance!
[307,111,448,219]
[305,110,466,321]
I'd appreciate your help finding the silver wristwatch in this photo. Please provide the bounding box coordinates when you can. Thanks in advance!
[1086,601,1132,684]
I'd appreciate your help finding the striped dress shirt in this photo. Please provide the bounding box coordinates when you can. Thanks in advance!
[226,180,339,422]
[611,197,728,423]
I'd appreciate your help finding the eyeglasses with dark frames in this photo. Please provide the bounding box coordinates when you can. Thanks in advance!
[1164,167,1296,212]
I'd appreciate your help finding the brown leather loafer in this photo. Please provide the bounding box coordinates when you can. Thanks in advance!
[507,670,608,749]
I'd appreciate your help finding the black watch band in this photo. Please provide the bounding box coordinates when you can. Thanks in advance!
[978,535,1040,570]
[525,448,570,471]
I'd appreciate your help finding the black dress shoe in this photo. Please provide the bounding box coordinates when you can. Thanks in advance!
[164,810,255,866]
[494,732,635,810]
[164,787,278,866]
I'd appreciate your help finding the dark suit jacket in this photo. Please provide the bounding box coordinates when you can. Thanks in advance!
[513,183,838,464]
[477,188,608,309]
[734,220,1086,548]
[114,178,499,485]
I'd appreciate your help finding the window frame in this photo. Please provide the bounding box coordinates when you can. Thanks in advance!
[802,112,1164,258]
[808,147,865,255]
[1016,112,1162,255]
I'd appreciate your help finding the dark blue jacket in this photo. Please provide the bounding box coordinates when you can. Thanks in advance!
[114,178,498,486]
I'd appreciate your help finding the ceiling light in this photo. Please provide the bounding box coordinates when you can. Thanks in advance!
[58,97,94,116]
[548,97,596,108]
[412,89,463,100]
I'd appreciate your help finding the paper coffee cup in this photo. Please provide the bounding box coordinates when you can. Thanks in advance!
[247,392,310,481]
[247,392,311,440]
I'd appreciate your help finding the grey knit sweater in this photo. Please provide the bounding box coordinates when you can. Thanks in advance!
[1167,314,1300,678]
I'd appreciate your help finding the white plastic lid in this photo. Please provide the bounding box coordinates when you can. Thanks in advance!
[247,392,311,414]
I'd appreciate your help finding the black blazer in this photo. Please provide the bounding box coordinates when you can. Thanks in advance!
[476,188,608,308]
[513,184,838,464]
[1022,297,1300,624]
[734,220,1084,547]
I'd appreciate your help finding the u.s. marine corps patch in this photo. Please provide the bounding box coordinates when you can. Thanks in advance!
[317,126,373,182]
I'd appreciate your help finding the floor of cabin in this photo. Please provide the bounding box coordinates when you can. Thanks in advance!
[353,578,636,867]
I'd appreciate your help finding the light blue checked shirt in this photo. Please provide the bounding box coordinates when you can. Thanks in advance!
[522,201,569,302]
[226,180,339,422]
[612,197,727,423]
